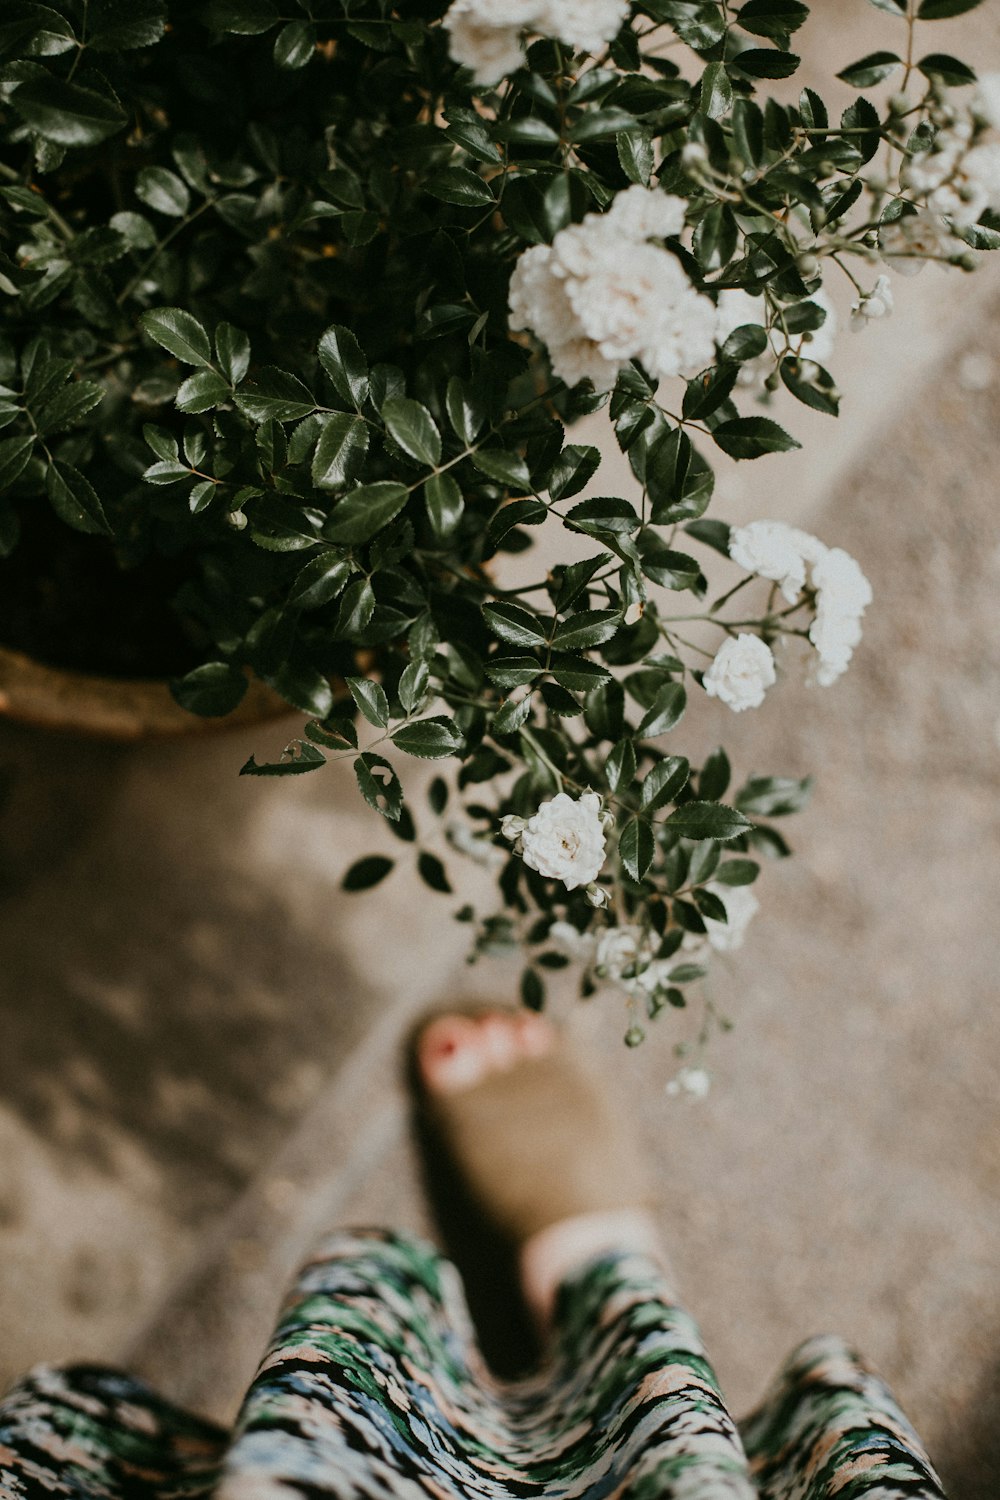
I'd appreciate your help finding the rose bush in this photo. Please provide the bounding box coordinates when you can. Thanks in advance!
[0,0,991,1081]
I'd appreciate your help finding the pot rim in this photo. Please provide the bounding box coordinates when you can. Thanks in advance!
[0,643,291,741]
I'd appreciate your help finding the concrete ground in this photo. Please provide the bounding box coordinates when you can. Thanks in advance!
[2,9,999,1496]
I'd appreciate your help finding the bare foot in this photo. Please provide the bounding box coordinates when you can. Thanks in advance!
[416,1009,669,1327]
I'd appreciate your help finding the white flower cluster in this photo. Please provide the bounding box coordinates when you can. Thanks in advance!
[878,208,964,276]
[501,790,607,892]
[508,186,718,390]
[724,519,873,692]
[902,118,1000,230]
[443,0,627,85]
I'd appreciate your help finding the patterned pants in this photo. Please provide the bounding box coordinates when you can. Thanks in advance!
[0,1229,945,1499]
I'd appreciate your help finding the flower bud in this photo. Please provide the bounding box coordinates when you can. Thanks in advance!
[624,1025,645,1048]
[586,883,609,909]
[764,370,781,393]
[796,252,820,279]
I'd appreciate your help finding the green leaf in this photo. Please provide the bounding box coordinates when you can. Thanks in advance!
[312,412,369,489]
[485,655,539,689]
[274,19,314,67]
[446,376,485,444]
[734,49,801,79]
[323,481,408,545]
[140,307,213,368]
[418,851,452,892]
[136,166,190,217]
[471,449,532,492]
[700,62,733,120]
[837,51,902,88]
[424,471,465,542]
[336,577,376,636]
[318,324,370,409]
[917,0,982,17]
[393,716,464,759]
[89,2,167,50]
[699,746,732,800]
[713,858,760,886]
[347,675,390,728]
[640,546,701,591]
[617,127,654,184]
[683,363,738,421]
[605,738,636,795]
[483,601,547,647]
[399,660,429,713]
[170,661,247,717]
[241,741,327,776]
[917,53,977,85]
[664,801,752,840]
[551,609,620,651]
[637,683,686,738]
[566,495,640,535]
[205,0,279,32]
[215,323,251,385]
[269,663,333,719]
[620,818,655,881]
[354,751,403,821]
[547,444,601,501]
[426,167,494,208]
[234,368,315,423]
[143,459,191,485]
[780,357,839,418]
[488,497,546,545]
[736,774,812,815]
[492,694,533,735]
[0,435,34,490]
[521,967,545,1012]
[176,369,230,413]
[382,396,441,466]
[11,75,126,146]
[549,655,610,691]
[736,0,809,38]
[720,322,769,363]
[712,416,801,460]
[46,460,112,536]
[640,756,690,812]
[342,856,394,891]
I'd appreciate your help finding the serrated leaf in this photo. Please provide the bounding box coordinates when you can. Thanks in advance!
[699,745,731,800]
[11,74,126,146]
[620,818,655,881]
[424,471,464,542]
[354,751,403,821]
[140,307,213,368]
[483,601,547,647]
[547,444,601,501]
[46,460,112,535]
[471,448,532,492]
[0,435,34,490]
[342,855,394,891]
[637,682,686,737]
[551,609,620,650]
[318,324,369,409]
[713,858,760,886]
[216,322,251,385]
[312,412,369,489]
[235,368,315,423]
[640,755,690,812]
[426,168,494,207]
[34,379,104,434]
[712,416,801,460]
[382,396,441,466]
[241,741,327,776]
[837,51,901,88]
[917,0,982,17]
[176,369,230,413]
[566,495,640,535]
[399,659,429,714]
[136,166,190,217]
[605,738,636,795]
[274,19,314,67]
[664,801,752,840]
[492,694,533,735]
[617,127,654,184]
[323,481,408,544]
[345,675,389,728]
[393,716,463,759]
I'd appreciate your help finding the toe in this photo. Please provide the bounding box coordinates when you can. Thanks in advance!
[476,1013,521,1073]
[418,1016,488,1094]
[512,1010,557,1059]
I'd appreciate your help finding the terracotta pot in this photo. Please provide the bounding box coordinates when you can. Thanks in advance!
[0,644,290,742]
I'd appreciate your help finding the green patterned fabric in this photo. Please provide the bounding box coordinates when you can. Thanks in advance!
[0,1229,945,1498]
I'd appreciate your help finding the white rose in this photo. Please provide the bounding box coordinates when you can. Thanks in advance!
[703,881,759,953]
[811,546,872,614]
[702,634,776,713]
[728,519,809,603]
[595,924,643,979]
[519,790,607,890]
[442,0,538,82]
[447,820,505,869]
[603,183,686,241]
[666,1066,711,1099]
[537,0,628,51]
